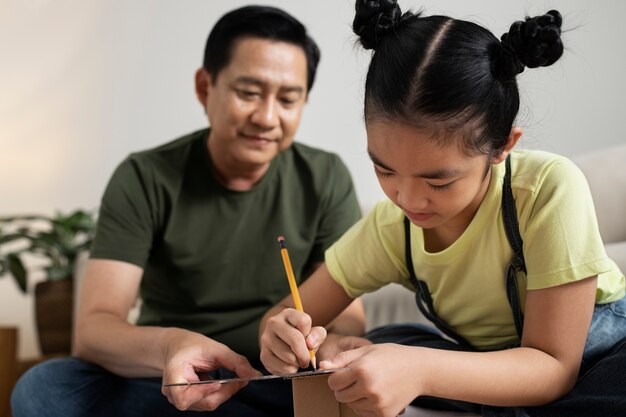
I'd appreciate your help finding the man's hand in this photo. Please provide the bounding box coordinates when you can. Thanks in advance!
[161,332,261,411]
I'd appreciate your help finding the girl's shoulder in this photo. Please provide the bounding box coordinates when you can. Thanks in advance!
[511,148,573,170]
[509,149,585,193]
[509,150,596,240]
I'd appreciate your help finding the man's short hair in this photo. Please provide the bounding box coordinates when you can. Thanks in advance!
[203,5,321,92]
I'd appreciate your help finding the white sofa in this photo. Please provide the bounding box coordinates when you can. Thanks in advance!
[362,143,626,416]
[572,143,626,273]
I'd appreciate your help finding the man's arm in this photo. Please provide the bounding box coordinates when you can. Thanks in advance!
[74,258,261,411]
[74,258,172,377]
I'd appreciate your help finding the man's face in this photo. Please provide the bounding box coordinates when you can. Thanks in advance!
[197,37,308,170]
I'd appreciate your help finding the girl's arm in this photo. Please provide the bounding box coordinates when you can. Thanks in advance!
[259,264,361,373]
[323,275,597,416]
[425,275,596,404]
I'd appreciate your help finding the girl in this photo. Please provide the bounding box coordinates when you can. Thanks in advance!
[260,1,626,416]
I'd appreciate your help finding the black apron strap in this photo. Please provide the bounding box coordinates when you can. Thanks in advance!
[404,217,473,349]
[403,154,526,349]
[502,155,525,339]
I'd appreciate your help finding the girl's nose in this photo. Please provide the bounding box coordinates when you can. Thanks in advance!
[397,180,428,212]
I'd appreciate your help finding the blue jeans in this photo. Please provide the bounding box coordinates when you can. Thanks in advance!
[11,358,294,417]
[366,297,626,417]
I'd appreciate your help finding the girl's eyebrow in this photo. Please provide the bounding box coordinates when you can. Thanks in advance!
[367,150,393,171]
[367,149,462,179]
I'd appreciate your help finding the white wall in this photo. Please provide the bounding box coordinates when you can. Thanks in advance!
[1,0,624,359]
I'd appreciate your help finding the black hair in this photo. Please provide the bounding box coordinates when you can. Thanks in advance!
[203,5,321,92]
[353,0,564,156]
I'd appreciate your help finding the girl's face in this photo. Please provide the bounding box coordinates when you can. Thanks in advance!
[367,120,494,233]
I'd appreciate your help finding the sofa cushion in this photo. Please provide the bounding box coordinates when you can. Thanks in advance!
[572,144,626,244]
[605,241,626,277]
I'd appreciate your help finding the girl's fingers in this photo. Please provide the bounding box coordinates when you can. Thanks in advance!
[305,326,327,350]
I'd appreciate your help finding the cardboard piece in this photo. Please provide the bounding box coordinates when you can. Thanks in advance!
[292,374,359,417]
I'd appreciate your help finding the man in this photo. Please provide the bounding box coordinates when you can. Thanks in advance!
[11,5,363,416]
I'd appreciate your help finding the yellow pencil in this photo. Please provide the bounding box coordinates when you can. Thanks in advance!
[277,236,317,369]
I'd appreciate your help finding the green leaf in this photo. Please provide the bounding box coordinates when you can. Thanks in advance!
[0,208,97,289]
[0,214,51,224]
[0,233,29,244]
[7,254,27,293]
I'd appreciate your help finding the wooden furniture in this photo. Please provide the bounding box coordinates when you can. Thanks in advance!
[0,326,65,417]
[0,327,17,417]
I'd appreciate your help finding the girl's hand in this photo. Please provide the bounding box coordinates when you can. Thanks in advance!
[321,344,423,417]
[260,308,327,374]
[316,333,372,363]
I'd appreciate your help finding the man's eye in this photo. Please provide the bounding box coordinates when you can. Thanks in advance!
[279,95,302,106]
[237,89,260,98]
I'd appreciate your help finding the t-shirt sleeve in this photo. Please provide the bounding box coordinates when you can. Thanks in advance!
[90,157,157,268]
[325,200,408,298]
[307,154,362,264]
[522,158,613,289]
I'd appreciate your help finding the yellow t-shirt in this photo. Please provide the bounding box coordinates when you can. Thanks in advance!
[326,150,625,350]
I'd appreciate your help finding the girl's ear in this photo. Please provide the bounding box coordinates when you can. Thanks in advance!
[492,126,523,164]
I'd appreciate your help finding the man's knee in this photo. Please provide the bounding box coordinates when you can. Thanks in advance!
[11,357,102,417]
[12,360,57,416]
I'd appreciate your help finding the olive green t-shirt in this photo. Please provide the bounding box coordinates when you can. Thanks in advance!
[90,128,361,360]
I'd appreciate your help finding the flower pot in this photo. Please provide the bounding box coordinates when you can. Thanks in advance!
[0,326,17,416]
[35,279,73,355]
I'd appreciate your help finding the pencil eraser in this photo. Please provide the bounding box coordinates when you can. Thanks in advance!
[277,236,285,242]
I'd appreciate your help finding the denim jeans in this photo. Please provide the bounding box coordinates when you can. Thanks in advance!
[11,357,294,417]
[366,297,626,417]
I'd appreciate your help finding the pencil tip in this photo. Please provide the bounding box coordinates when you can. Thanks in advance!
[311,357,317,370]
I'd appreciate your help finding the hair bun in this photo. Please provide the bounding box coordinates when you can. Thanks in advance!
[493,10,563,80]
[502,10,564,74]
[353,0,402,50]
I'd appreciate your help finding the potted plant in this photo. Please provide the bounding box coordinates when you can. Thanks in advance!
[0,209,96,355]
